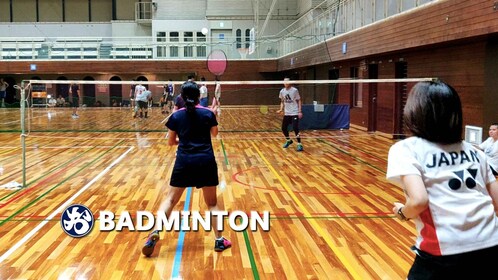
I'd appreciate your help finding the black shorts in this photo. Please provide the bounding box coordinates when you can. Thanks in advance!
[408,245,498,280]
[282,115,299,131]
[170,157,219,188]
[137,100,148,109]
[166,94,174,102]
[72,97,79,108]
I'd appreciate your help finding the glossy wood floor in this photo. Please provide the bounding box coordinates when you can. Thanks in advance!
[0,107,415,280]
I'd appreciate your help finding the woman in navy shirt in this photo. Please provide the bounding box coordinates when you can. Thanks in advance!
[142,81,231,257]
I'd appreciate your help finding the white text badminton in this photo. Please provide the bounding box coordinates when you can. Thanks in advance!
[98,210,270,232]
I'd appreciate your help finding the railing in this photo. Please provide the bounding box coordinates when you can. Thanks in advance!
[0,0,436,60]
[269,0,437,55]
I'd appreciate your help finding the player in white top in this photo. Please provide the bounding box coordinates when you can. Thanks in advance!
[133,83,147,118]
[478,123,498,176]
[277,78,303,151]
[199,77,208,107]
[386,81,498,279]
[0,78,8,108]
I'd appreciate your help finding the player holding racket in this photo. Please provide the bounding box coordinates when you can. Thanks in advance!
[142,81,231,256]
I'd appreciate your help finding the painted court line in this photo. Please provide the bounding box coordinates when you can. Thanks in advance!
[0,146,134,264]
[251,142,363,280]
[171,187,192,279]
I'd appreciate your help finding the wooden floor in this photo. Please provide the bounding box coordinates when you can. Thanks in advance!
[0,107,416,280]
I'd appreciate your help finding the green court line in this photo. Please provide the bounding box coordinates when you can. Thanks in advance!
[219,138,259,279]
[219,139,229,166]
[243,228,261,280]
[317,138,386,173]
[0,147,96,202]
[0,141,123,227]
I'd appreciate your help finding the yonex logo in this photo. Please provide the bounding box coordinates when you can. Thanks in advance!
[61,204,95,238]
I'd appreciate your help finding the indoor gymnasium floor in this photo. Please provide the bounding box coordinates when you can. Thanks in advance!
[0,107,415,279]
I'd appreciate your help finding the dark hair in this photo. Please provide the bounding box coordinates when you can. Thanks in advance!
[181,81,200,115]
[404,81,462,144]
[491,123,498,127]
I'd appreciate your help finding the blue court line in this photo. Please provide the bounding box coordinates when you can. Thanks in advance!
[171,188,192,279]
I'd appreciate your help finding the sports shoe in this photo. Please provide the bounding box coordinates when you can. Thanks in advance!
[296,143,304,152]
[283,139,293,148]
[142,230,160,257]
[214,237,232,252]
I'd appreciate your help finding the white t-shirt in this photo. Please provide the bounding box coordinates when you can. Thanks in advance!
[0,81,8,91]
[135,84,146,98]
[479,137,498,171]
[387,137,498,256]
[136,89,151,102]
[279,87,300,116]
[200,85,208,99]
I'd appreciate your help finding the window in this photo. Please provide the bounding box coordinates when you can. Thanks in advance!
[245,29,250,48]
[170,46,178,57]
[196,32,206,57]
[236,29,242,49]
[169,32,179,57]
[156,32,166,57]
[169,32,179,42]
[183,32,193,57]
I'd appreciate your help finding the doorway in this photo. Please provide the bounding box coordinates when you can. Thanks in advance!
[328,69,339,104]
[368,64,378,132]
[82,76,95,106]
[109,76,122,106]
[394,61,408,138]
[56,76,69,99]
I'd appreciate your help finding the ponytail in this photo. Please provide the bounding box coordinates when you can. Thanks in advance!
[181,81,200,117]
[185,98,196,115]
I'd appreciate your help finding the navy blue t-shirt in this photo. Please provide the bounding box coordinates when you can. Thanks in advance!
[166,106,218,160]
[175,95,185,109]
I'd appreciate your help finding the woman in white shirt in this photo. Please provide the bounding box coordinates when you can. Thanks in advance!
[387,81,498,279]
[478,123,498,176]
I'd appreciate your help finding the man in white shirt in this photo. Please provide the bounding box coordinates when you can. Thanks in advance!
[277,78,303,151]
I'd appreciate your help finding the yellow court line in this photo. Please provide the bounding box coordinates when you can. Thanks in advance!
[252,142,362,280]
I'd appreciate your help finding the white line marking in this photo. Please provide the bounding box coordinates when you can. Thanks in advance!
[0,146,134,264]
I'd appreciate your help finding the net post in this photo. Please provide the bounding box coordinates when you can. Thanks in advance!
[20,81,27,188]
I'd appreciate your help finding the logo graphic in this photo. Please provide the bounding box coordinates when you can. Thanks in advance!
[448,168,478,190]
[61,204,94,238]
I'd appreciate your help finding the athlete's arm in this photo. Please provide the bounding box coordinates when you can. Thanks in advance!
[211,126,218,137]
[393,174,429,220]
[167,130,179,146]
[277,99,284,114]
[298,98,302,118]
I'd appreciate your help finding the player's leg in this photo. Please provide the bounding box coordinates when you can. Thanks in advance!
[142,186,186,257]
[282,116,293,148]
[292,116,303,151]
[201,186,232,252]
